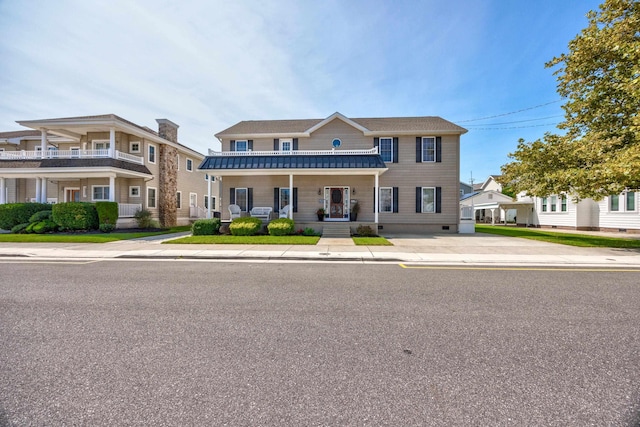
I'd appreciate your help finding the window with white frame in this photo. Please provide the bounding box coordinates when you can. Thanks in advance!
[93,140,110,150]
[92,185,110,201]
[421,137,436,162]
[235,140,248,152]
[610,194,620,211]
[176,191,182,209]
[189,193,197,208]
[148,144,156,164]
[550,195,557,212]
[541,197,548,212]
[205,196,216,210]
[561,195,567,212]
[279,188,290,209]
[130,141,141,153]
[129,186,141,197]
[626,192,636,211]
[379,138,393,162]
[147,187,157,208]
[186,158,193,171]
[280,139,292,152]
[235,188,248,211]
[421,187,435,213]
[379,187,393,213]
[610,191,637,212]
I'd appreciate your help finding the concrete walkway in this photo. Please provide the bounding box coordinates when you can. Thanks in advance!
[1,232,640,268]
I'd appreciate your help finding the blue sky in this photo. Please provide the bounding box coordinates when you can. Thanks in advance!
[0,0,601,184]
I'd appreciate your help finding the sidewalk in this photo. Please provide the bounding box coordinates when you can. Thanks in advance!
[1,232,640,268]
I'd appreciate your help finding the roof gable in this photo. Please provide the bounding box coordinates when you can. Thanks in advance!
[305,112,370,135]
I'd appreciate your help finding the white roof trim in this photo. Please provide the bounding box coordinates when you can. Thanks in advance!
[305,112,370,135]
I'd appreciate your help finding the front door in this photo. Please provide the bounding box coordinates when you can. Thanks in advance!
[329,188,344,219]
[65,188,80,202]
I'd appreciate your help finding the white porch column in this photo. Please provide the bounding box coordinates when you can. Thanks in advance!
[289,174,293,219]
[40,128,47,157]
[207,175,212,219]
[374,172,379,224]
[0,177,5,204]
[109,176,115,201]
[109,127,116,158]
[491,208,497,225]
[41,178,47,203]
[35,177,41,203]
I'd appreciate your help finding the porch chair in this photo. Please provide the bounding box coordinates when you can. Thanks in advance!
[228,204,242,219]
[279,205,290,219]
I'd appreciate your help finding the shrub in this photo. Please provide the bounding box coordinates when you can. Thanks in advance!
[229,217,262,236]
[11,223,30,234]
[267,218,295,236]
[29,210,52,223]
[52,202,99,231]
[356,225,376,237]
[0,203,52,230]
[32,219,58,234]
[99,223,116,233]
[192,218,221,236]
[133,209,155,229]
[302,227,319,236]
[95,202,118,226]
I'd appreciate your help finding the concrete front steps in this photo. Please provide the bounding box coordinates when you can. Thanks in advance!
[321,222,351,238]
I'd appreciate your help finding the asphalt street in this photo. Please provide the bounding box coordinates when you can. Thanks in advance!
[1,261,639,426]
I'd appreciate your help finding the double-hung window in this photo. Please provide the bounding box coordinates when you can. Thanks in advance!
[541,197,548,212]
[148,144,156,164]
[92,186,110,201]
[421,187,435,213]
[611,191,637,212]
[147,187,157,208]
[550,195,557,212]
[235,188,248,211]
[380,187,393,213]
[235,140,247,152]
[279,188,290,210]
[186,158,193,171]
[176,191,182,209]
[379,138,393,162]
[422,137,436,162]
[280,139,292,152]
[626,192,636,211]
[561,196,567,212]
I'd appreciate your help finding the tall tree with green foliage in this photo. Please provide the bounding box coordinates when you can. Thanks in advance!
[500,0,640,200]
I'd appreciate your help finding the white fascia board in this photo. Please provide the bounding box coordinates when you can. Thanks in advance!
[364,129,468,136]
[305,112,370,135]
[0,167,151,179]
[215,132,310,140]
[197,167,388,177]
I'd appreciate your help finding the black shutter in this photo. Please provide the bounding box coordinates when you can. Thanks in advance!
[293,188,298,212]
[436,187,442,213]
[374,137,379,151]
[373,187,376,212]
[393,187,399,212]
[393,137,399,163]
[293,138,298,151]
[229,188,236,204]
[274,187,279,210]
[248,140,253,151]
[248,188,253,210]
[230,140,236,152]
[416,137,421,162]
[274,139,279,151]
[436,137,442,163]
[416,187,422,212]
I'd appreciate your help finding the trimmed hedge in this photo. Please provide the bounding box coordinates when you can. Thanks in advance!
[32,219,58,234]
[29,210,53,223]
[229,217,262,236]
[96,202,118,226]
[267,218,295,236]
[0,203,52,230]
[52,202,99,231]
[192,218,221,236]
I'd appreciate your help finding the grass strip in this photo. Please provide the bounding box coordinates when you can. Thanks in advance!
[0,226,190,243]
[352,237,393,246]
[476,224,640,248]
[165,235,321,245]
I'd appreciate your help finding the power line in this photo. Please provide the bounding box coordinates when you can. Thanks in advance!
[456,100,563,123]
[466,122,561,131]
[463,115,564,127]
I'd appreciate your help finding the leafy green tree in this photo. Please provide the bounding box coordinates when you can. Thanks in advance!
[500,0,640,200]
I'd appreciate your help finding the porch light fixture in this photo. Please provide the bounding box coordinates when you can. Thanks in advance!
[352,188,356,195]
[317,188,321,195]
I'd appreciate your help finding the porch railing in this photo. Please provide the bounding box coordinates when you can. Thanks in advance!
[460,206,474,220]
[119,203,142,218]
[190,205,207,218]
[207,147,379,156]
[0,149,143,165]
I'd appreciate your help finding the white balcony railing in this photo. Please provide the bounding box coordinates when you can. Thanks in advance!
[460,206,475,220]
[207,147,379,156]
[0,149,143,165]
[119,203,142,218]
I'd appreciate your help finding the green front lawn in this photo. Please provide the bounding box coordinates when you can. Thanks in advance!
[476,224,640,248]
[166,235,321,245]
[0,226,191,243]
[352,237,393,246]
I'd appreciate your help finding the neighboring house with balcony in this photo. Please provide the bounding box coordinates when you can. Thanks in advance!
[498,191,640,233]
[199,112,467,234]
[0,114,218,228]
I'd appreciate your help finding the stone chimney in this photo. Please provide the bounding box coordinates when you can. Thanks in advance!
[155,119,179,227]
[156,118,179,143]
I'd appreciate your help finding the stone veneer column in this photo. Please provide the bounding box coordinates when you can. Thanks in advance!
[156,119,179,227]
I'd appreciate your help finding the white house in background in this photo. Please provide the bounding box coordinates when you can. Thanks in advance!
[497,190,640,233]
[473,175,502,193]
[460,190,514,224]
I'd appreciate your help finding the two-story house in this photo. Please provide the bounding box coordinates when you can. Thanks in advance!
[199,112,467,234]
[0,114,218,228]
